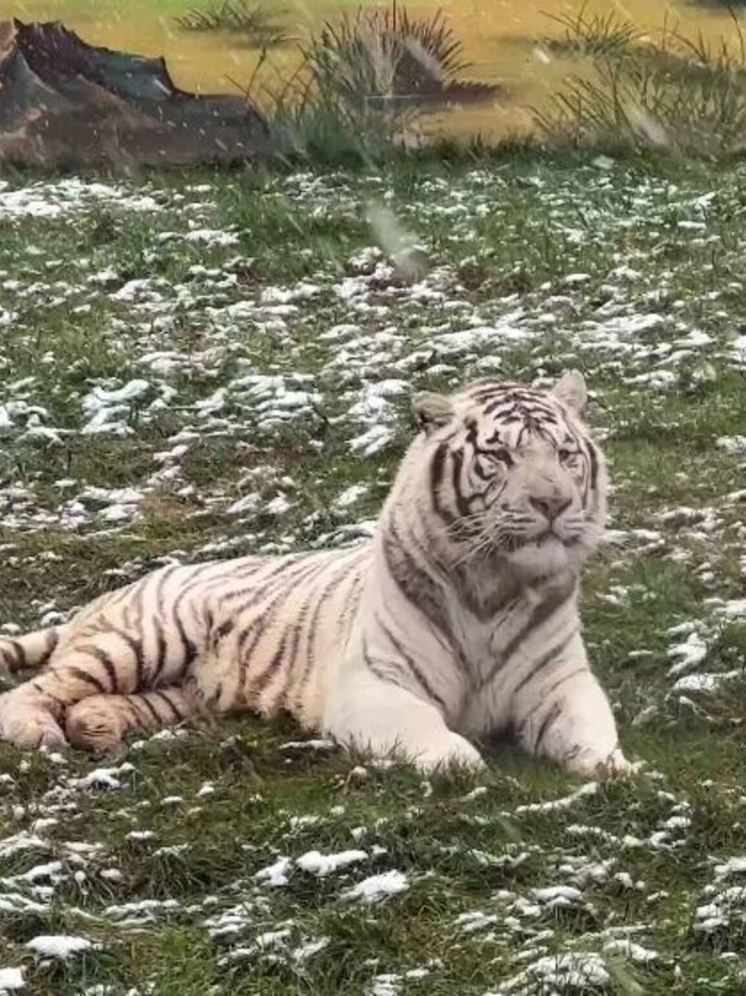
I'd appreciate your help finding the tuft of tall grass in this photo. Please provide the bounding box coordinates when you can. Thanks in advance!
[542,2,640,57]
[243,4,495,164]
[176,0,291,48]
[536,10,746,157]
[301,4,471,110]
[241,55,423,166]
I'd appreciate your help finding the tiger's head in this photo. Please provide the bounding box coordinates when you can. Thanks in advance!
[400,371,607,578]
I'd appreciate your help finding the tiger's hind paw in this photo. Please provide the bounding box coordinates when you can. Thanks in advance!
[65,697,129,754]
[0,692,67,750]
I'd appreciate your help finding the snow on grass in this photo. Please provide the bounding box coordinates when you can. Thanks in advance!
[490,952,610,994]
[0,179,163,220]
[295,849,369,877]
[341,870,409,903]
[694,885,746,935]
[528,885,585,911]
[255,857,293,888]
[0,968,24,992]
[455,911,499,934]
[603,938,659,963]
[104,899,182,927]
[25,935,93,959]
[667,627,709,678]
[292,936,330,962]
[279,739,336,752]
[73,764,135,791]
[515,782,597,815]
[671,670,742,695]
[715,856,746,879]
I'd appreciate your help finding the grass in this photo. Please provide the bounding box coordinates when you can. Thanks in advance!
[541,3,641,58]
[175,0,291,47]
[536,10,746,157]
[301,4,472,107]
[1,151,746,992]
[241,4,497,165]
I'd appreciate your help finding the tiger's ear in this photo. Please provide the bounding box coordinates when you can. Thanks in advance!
[551,369,587,414]
[413,391,454,434]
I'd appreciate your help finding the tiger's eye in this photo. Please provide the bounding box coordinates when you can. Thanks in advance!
[492,448,513,467]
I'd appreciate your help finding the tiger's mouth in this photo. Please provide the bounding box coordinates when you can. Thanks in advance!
[531,527,581,549]
[492,522,585,554]
[497,531,562,554]
[536,532,558,545]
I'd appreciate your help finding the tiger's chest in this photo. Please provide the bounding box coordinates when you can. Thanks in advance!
[450,574,579,736]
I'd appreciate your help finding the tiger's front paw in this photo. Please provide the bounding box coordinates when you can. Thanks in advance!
[0,692,67,750]
[414,732,485,773]
[566,746,638,780]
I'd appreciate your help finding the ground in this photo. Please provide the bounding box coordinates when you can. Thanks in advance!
[0,153,745,994]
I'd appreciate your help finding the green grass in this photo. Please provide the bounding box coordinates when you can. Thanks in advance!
[1,152,746,993]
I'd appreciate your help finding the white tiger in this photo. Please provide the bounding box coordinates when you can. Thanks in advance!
[0,371,630,776]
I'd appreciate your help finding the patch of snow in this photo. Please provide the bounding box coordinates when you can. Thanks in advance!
[672,671,741,695]
[183,229,239,247]
[279,739,335,751]
[341,870,409,903]
[0,968,24,992]
[455,910,498,934]
[667,630,708,677]
[296,849,368,877]
[603,938,658,963]
[715,857,746,879]
[529,885,584,910]
[292,937,330,962]
[26,935,92,959]
[255,857,293,888]
[515,782,597,814]
[490,952,610,994]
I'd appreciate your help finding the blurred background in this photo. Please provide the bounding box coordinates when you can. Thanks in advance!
[7,0,746,151]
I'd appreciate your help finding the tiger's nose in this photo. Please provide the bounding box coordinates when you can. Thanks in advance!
[529,495,571,522]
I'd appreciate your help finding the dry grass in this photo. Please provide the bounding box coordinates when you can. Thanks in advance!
[176,0,291,48]
[537,10,746,157]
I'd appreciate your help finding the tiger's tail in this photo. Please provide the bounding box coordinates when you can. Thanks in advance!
[0,626,66,679]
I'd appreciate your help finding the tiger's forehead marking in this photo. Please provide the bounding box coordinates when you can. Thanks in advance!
[460,384,569,428]
[454,383,578,451]
[460,382,564,412]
